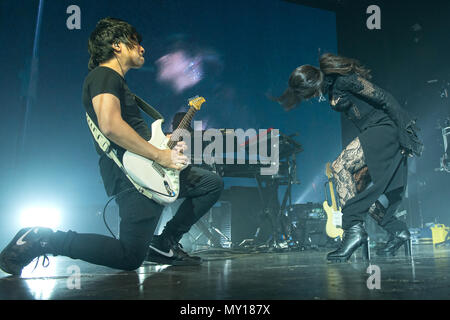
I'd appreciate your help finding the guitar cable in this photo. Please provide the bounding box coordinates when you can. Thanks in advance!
[102,178,182,239]
[102,187,134,239]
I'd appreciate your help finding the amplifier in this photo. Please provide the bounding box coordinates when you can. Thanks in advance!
[288,202,326,220]
[289,203,328,247]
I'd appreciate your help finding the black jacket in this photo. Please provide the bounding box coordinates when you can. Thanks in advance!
[323,73,424,157]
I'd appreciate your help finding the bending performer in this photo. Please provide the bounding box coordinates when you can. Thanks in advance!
[273,53,423,262]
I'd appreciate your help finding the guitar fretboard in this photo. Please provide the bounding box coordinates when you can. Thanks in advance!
[167,107,197,149]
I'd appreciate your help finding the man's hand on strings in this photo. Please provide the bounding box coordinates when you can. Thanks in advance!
[157,143,189,170]
[173,140,188,154]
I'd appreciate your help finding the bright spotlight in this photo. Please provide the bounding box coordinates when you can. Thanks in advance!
[19,207,61,230]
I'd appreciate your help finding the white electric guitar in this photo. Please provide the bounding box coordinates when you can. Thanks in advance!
[123,96,205,205]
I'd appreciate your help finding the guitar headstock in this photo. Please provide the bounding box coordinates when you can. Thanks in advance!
[325,162,333,179]
[188,96,206,110]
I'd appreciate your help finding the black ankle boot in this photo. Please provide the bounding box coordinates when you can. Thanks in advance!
[327,222,370,262]
[376,230,411,257]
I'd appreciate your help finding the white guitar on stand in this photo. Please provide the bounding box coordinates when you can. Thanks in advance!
[123,96,205,205]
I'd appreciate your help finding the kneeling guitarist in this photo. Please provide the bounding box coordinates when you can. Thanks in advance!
[0,18,223,275]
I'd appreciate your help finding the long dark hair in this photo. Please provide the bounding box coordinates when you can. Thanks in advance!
[88,17,142,70]
[273,53,371,110]
[319,53,371,80]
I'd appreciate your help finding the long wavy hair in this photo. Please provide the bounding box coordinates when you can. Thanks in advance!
[88,17,142,70]
[273,53,371,110]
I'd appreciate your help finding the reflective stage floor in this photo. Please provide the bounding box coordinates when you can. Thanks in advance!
[0,244,449,300]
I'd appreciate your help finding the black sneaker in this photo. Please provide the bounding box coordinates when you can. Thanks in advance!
[0,227,54,276]
[146,235,202,266]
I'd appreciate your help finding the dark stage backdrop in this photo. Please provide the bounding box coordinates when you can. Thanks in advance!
[0,0,338,244]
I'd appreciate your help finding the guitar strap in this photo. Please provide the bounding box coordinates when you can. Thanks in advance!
[133,94,164,121]
[85,94,166,201]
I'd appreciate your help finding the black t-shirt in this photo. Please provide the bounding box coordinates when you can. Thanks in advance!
[82,66,151,196]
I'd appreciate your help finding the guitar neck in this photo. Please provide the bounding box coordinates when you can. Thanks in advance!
[328,180,338,211]
[325,163,339,211]
[167,107,197,149]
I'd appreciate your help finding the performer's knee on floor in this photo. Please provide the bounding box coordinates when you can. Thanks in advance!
[121,258,144,271]
[120,250,147,271]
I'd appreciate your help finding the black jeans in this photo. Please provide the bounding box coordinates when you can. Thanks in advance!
[50,166,223,271]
